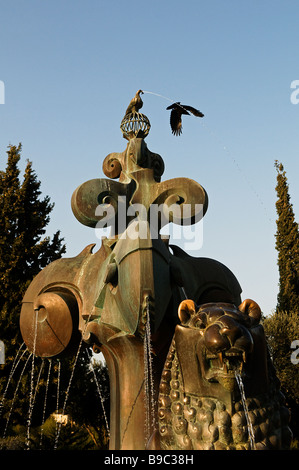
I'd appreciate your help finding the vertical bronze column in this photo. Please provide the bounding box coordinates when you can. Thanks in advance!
[20,93,208,450]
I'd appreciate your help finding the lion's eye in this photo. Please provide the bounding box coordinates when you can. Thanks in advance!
[193,313,207,330]
[194,320,206,329]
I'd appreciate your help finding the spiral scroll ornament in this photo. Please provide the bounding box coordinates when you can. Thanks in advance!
[102,153,123,179]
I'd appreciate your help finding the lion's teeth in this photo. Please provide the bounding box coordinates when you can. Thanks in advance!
[218,352,223,365]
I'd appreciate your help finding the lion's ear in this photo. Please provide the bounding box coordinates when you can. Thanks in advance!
[178,299,196,324]
[238,299,261,324]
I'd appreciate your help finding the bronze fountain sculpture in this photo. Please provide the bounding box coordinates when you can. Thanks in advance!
[19,92,292,450]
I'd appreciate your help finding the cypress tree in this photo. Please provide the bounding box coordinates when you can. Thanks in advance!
[0,144,65,339]
[274,160,299,313]
[0,144,66,430]
[0,145,110,448]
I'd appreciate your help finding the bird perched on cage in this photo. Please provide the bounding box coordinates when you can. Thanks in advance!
[125,89,144,116]
[166,102,204,136]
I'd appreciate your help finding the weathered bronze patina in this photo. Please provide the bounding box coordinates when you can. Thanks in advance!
[148,299,292,450]
[19,91,292,450]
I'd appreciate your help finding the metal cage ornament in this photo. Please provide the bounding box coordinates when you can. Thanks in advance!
[120,112,151,140]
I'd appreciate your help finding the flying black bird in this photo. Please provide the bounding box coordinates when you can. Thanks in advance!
[166,102,204,136]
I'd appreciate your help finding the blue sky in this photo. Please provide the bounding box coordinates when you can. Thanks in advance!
[1,0,299,315]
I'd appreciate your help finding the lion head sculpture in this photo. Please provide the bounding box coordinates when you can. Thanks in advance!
[148,299,292,450]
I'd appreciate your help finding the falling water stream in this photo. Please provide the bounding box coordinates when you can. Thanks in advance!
[32,360,44,406]
[1,334,258,450]
[2,352,32,441]
[85,348,110,437]
[0,342,27,421]
[54,360,61,442]
[143,296,156,444]
[54,312,93,450]
[40,359,52,448]
[121,296,156,447]
[53,349,81,449]
[25,309,38,449]
[235,372,256,450]
[1,308,109,450]
[143,321,150,442]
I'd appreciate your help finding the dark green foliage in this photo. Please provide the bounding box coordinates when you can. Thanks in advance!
[270,161,299,447]
[0,349,110,450]
[0,144,110,450]
[263,310,299,403]
[0,144,65,354]
[38,416,98,450]
[0,143,65,443]
[274,161,299,312]
[0,434,25,450]
[263,311,299,446]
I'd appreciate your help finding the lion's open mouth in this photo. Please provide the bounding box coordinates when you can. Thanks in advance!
[204,349,247,391]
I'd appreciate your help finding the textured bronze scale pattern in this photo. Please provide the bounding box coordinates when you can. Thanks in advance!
[158,332,292,450]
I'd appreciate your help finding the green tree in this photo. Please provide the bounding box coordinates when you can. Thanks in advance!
[274,160,299,312]
[0,144,65,430]
[0,145,110,449]
[270,160,299,446]
[263,311,299,446]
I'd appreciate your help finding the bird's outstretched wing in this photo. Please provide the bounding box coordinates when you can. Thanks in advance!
[183,105,204,117]
[166,102,190,115]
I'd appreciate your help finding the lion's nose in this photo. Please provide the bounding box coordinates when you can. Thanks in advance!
[203,316,253,355]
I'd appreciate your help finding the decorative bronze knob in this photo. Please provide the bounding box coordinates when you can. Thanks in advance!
[20,290,80,358]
